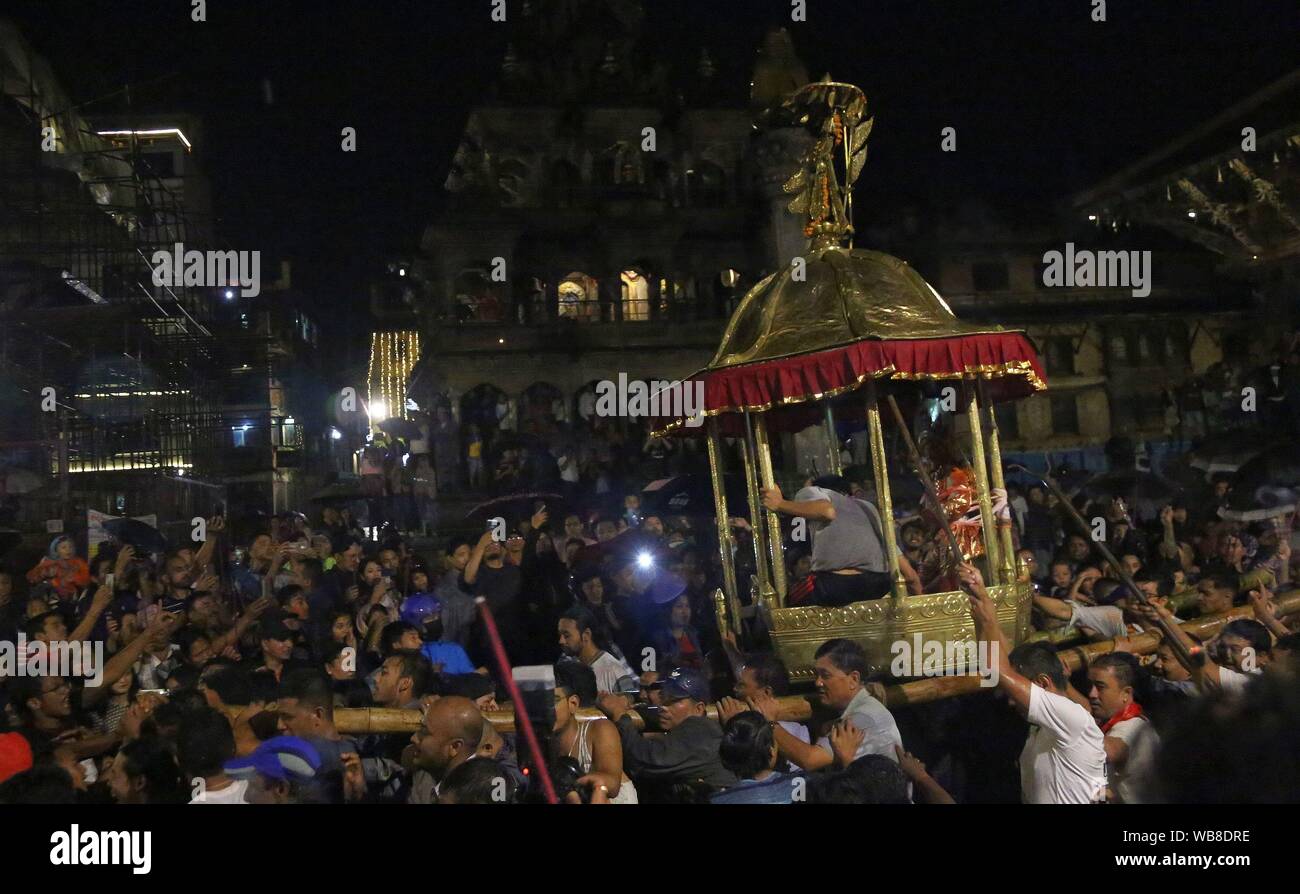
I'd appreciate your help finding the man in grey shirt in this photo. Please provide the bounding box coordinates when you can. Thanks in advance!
[749,638,904,773]
[761,474,892,605]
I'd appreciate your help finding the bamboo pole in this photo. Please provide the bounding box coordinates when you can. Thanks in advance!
[328,590,1299,733]
[1013,465,1200,673]
[881,588,1300,708]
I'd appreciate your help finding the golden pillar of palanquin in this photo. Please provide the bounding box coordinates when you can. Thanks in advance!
[965,389,1002,586]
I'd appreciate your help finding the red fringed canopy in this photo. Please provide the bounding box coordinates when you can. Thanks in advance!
[652,332,1047,437]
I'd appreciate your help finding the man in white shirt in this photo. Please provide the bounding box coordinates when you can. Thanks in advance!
[1134,606,1271,698]
[557,605,634,694]
[179,706,250,804]
[1086,653,1159,803]
[962,563,1106,804]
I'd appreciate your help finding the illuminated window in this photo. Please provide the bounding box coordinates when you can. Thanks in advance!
[621,270,649,321]
[558,272,599,321]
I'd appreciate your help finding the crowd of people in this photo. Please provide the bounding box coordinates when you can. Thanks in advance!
[0,419,1297,805]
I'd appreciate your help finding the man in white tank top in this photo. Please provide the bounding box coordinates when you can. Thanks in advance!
[548,662,637,803]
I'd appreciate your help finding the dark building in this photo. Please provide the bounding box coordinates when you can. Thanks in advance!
[407,5,818,496]
[407,1,1276,498]
[0,21,329,540]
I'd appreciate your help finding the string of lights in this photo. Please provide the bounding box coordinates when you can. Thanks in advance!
[367,330,420,434]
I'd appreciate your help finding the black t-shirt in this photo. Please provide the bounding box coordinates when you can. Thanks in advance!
[461,563,523,659]
[460,564,520,618]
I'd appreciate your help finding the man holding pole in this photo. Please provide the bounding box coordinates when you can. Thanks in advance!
[961,563,1106,804]
[760,475,899,604]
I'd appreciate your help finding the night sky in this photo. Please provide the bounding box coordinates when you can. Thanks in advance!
[6,0,1298,337]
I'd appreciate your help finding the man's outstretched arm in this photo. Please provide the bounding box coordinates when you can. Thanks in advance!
[961,563,1035,713]
[760,486,834,521]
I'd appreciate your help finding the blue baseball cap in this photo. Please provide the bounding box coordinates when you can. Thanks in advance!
[400,593,442,626]
[224,735,322,782]
[645,572,687,605]
[658,667,710,703]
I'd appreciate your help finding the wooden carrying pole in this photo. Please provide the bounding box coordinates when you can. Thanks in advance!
[1010,465,1199,674]
[328,589,1300,734]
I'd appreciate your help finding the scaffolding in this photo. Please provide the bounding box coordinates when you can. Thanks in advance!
[0,22,231,532]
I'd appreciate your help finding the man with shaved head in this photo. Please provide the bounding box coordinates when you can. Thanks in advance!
[409,696,485,803]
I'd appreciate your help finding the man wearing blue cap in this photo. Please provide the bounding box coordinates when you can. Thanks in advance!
[597,667,737,798]
[402,594,476,676]
[225,735,322,804]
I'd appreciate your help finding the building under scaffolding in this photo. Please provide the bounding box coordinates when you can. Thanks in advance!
[0,20,308,543]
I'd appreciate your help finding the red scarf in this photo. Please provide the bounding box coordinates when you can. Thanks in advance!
[1100,701,1144,733]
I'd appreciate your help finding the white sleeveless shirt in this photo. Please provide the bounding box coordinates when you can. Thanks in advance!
[572,720,639,804]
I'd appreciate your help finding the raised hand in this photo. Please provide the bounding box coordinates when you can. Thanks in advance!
[715,696,748,725]
[341,751,366,802]
[244,595,274,620]
[114,545,136,576]
[747,689,780,723]
[596,692,632,723]
[991,487,1010,521]
[1248,585,1278,621]
[894,744,930,782]
[829,718,864,768]
[91,583,114,611]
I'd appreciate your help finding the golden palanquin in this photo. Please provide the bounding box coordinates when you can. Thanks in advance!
[757,585,1034,683]
[654,79,1046,680]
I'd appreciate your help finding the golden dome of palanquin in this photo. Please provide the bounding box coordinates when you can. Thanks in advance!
[710,246,1012,371]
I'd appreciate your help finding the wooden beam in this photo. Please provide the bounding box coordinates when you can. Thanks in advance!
[328,590,1300,734]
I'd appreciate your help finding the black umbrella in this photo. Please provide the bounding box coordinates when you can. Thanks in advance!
[1222,445,1300,522]
[464,492,567,525]
[310,480,367,504]
[101,517,168,554]
[1187,430,1279,479]
[1072,470,1181,523]
[640,473,750,519]
[379,417,423,441]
